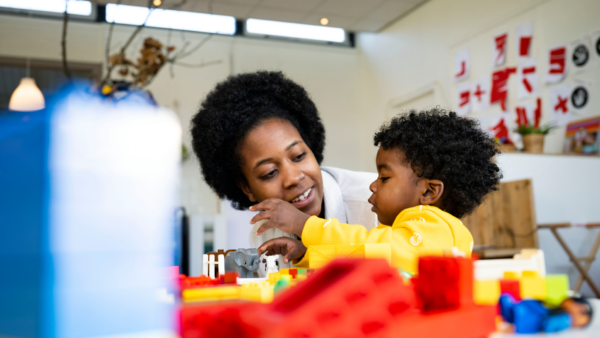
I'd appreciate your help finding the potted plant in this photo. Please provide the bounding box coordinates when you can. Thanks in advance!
[514,99,556,153]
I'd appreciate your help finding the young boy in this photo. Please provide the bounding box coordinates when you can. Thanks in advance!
[251,109,501,275]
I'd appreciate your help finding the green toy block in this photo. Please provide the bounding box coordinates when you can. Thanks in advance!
[297,269,307,275]
[545,274,569,307]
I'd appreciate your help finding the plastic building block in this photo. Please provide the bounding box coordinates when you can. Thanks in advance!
[474,249,546,280]
[180,257,496,338]
[268,272,280,285]
[182,286,241,303]
[289,268,298,279]
[504,271,520,279]
[274,275,293,293]
[179,274,219,288]
[297,269,307,275]
[209,254,216,278]
[240,281,274,303]
[474,280,500,305]
[219,272,239,285]
[414,256,474,311]
[520,270,546,300]
[545,274,569,307]
[499,279,521,301]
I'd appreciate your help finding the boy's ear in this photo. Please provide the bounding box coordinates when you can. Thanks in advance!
[238,182,257,203]
[420,179,444,205]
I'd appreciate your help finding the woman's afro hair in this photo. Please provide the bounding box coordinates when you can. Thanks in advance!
[190,71,325,210]
[373,108,501,218]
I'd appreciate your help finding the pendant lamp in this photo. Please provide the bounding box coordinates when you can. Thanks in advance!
[9,59,45,112]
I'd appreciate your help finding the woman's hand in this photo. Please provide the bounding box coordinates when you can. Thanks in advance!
[249,198,310,237]
[257,237,307,264]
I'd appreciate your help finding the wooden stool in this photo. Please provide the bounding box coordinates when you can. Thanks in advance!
[538,223,600,298]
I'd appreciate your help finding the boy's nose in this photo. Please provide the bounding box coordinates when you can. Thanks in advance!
[369,180,377,193]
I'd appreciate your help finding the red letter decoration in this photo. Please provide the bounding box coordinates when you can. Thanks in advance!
[493,32,508,67]
[516,22,533,62]
[515,98,541,128]
[517,60,538,99]
[454,49,470,82]
[471,77,491,113]
[550,84,572,126]
[491,67,516,112]
[491,118,513,145]
[544,45,567,83]
[456,82,471,116]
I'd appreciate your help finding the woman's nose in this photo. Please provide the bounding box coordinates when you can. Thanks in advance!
[282,164,303,188]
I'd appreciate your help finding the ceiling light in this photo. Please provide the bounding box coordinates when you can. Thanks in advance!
[9,78,45,112]
[320,18,329,26]
[153,0,162,6]
[246,19,345,43]
[0,0,92,16]
[106,4,236,35]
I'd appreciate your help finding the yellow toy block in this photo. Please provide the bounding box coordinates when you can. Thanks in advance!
[503,271,520,279]
[240,282,274,303]
[520,270,546,300]
[279,268,291,276]
[364,243,392,265]
[308,245,336,268]
[473,280,500,305]
[545,274,569,307]
[268,272,280,285]
[335,244,365,258]
[182,286,240,303]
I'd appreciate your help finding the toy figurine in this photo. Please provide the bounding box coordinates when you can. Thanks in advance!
[499,294,593,334]
[265,255,280,274]
[225,248,260,278]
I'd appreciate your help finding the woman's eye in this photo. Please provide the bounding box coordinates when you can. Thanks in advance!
[294,152,306,161]
[260,170,277,180]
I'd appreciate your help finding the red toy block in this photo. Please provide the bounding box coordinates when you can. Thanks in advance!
[180,302,261,338]
[219,272,239,284]
[179,274,219,288]
[500,279,521,301]
[289,268,298,279]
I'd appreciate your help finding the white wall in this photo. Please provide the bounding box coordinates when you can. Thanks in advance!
[0,14,364,216]
[355,0,600,295]
[357,0,600,165]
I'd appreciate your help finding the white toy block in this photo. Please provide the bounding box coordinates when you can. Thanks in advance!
[202,254,209,277]
[474,249,546,280]
[218,254,225,276]
[209,255,216,279]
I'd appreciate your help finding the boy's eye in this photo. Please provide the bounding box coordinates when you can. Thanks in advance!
[293,152,306,161]
[380,177,389,182]
[260,170,277,180]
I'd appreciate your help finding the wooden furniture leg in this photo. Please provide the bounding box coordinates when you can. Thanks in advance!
[573,223,600,292]
[539,223,600,298]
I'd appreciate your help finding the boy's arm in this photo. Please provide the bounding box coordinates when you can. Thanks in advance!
[296,209,463,274]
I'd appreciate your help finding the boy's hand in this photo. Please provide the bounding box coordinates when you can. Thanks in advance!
[257,237,307,264]
[249,198,310,237]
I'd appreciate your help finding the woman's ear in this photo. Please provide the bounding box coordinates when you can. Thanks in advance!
[420,179,444,205]
[238,182,257,203]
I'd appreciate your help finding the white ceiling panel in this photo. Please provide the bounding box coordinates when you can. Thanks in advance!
[94,0,429,32]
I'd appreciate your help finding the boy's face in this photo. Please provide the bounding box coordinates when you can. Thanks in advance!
[368,147,426,225]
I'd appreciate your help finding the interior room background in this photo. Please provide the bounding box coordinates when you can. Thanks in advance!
[2,0,599,295]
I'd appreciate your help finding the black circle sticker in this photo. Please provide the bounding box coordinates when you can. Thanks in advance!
[572,44,589,67]
[571,86,588,109]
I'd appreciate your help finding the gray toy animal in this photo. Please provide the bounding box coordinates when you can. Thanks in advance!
[224,248,260,278]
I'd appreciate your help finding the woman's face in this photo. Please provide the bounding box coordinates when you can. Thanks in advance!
[238,118,324,216]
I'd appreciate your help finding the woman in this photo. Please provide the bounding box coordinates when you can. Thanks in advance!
[190,71,377,273]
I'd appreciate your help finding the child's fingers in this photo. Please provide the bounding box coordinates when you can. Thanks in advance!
[250,211,271,225]
[248,198,280,212]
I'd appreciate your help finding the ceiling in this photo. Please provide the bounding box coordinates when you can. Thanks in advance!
[94,0,427,32]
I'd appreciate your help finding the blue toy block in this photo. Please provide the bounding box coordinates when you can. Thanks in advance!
[0,85,180,338]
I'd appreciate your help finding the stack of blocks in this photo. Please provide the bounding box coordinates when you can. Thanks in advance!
[473,270,569,306]
[307,243,392,268]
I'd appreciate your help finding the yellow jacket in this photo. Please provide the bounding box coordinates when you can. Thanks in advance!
[295,205,473,274]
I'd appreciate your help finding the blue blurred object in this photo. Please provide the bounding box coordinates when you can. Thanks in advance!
[514,300,550,334]
[543,313,572,333]
[0,83,180,338]
[499,294,518,323]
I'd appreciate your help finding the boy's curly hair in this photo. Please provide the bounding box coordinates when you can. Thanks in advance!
[190,71,326,210]
[374,109,501,218]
